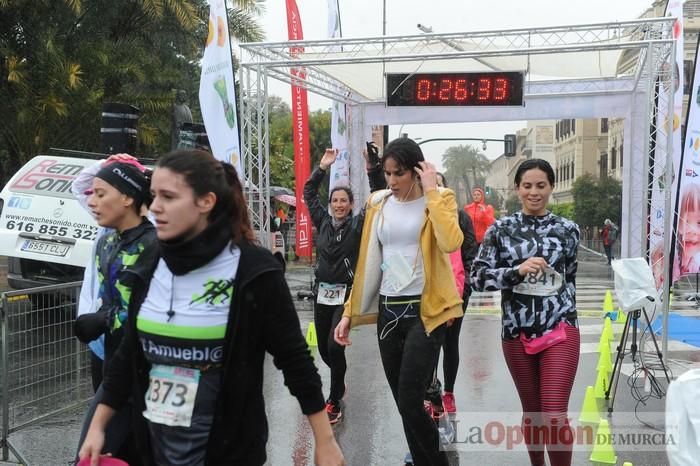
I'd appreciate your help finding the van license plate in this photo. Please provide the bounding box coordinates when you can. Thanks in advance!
[20,240,70,257]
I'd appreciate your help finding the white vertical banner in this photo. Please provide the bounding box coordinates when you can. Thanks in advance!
[674,38,700,279]
[347,106,372,215]
[650,0,683,287]
[199,0,242,173]
[327,0,350,194]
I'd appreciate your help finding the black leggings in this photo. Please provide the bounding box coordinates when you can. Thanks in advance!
[313,301,347,402]
[377,296,448,466]
[76,384,136,464]
[90,351,103,393]
[441,294,469,392]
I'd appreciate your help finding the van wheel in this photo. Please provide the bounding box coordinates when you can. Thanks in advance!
[274,253,286,273]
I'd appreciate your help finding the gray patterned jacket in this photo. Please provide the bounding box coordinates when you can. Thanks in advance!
[469,211,580,339]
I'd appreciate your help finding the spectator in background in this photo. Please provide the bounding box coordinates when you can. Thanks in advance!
[464,187,495,245]
[601,219,619,265]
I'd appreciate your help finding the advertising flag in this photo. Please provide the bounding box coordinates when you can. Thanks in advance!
[674,37,700,280]
[286,0,313,258]
[650,0,683,287]
[199,0,242,173]
[327,0,350,194]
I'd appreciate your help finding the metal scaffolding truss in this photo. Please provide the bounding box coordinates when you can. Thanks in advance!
[239,16,678,354]
[240,18,674,104]
[239,17,674,244]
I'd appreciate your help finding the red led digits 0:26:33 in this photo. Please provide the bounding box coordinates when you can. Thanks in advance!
[386,72,524,106]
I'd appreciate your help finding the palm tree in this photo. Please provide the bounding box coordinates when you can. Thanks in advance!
[0,0,265,174]
[441,144,491,206]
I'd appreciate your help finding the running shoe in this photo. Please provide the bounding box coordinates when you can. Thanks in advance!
[431,399,446,422]
[423,399,434,418]
[325,399,343,424]
[442,391,456,414]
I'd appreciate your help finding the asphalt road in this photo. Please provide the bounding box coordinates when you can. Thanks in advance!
[0,259,695,465]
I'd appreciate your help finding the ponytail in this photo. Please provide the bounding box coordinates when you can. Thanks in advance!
[157,150,256,244]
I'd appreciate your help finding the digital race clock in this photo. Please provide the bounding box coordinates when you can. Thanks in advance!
[386,72,524,107]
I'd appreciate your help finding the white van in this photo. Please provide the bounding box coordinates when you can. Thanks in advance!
[0,153,286,289]
[0,155,99,288]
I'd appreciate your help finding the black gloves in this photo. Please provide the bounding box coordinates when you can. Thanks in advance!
[366,141,380,166]
[74,308,110,343]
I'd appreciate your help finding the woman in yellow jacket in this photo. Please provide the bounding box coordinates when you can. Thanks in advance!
[334,138,463,466]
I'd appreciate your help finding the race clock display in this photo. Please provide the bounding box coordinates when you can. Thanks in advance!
[386,72,524,106]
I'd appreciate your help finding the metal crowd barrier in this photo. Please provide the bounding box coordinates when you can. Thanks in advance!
[1,282,92,464]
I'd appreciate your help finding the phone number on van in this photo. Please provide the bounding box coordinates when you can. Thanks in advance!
[5,220,97,241]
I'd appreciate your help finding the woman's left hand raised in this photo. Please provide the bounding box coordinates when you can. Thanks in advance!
[414,161,438,193]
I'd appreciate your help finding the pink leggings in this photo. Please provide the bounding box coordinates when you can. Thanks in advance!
[501,324,580,466]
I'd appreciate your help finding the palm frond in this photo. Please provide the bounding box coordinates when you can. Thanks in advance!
[137,122,159,147]
[63,0,81,15]
[164,0,199,31]
[38,95,69,117]
[137,0,165,20]
[228,7,265,42]
[231,0,265,16]
[65,62,83,89]
[5,55,26,84]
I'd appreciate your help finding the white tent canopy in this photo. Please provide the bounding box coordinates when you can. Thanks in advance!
[241,20,654,104]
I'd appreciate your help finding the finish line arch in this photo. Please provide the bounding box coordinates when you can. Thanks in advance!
[239,17,676,348]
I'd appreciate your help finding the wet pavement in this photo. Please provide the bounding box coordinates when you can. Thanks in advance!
[265,260,697,466]
[1,258,699,465]
[263,312,690,466]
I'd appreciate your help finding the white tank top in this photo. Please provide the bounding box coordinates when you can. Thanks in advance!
[377,194,426,296]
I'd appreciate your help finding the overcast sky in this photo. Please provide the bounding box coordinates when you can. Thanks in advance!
[252,0,656,166]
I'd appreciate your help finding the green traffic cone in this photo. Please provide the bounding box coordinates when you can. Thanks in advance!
[594,369,608,399]
[579,385,601,424]
[596,343,613,375]
[615,308,627,324]
[603,290,615,313]
[596,332,611,353]
[590,419,618,464]
[604,317,614,342]
[306,322,318,347]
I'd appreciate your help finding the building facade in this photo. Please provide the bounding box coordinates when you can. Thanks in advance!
[486,121,556,210]
[551,118,609,203]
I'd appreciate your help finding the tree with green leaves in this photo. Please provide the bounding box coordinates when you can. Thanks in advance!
[441,144,491,207]
[0,0,264,184]
[548,202,574,220]
[267,98,331,192]
[571,174,621,229]
[505,193,521,215]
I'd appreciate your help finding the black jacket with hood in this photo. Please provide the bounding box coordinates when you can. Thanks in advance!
[99,241,325,465]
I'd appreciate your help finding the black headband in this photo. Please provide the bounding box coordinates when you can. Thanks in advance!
[95,162,149,204]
